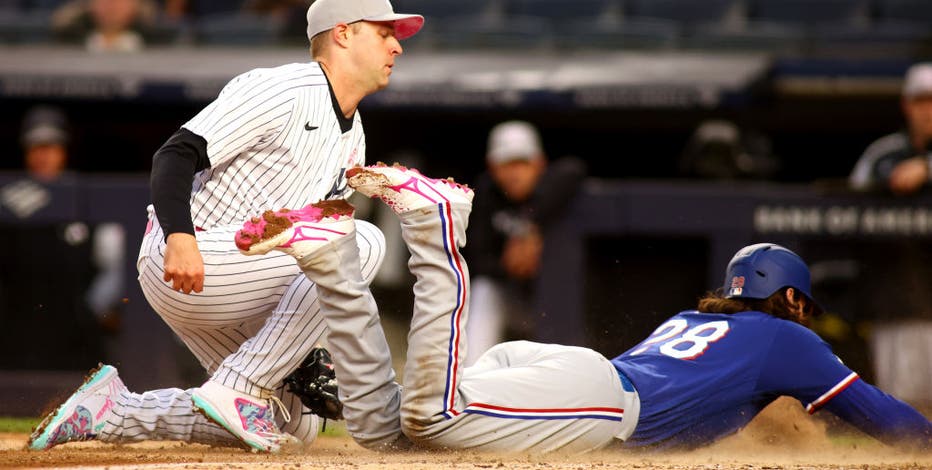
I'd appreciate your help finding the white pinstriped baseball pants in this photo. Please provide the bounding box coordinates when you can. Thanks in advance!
[106,208,384,446]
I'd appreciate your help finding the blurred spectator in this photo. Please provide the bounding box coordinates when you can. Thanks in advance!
[678,119,779,180]
[848,63,932,410]
[463,120,587,365]
[0,106,125,369]
[52,0,157,52]
[850,63,932,194]
[19,105,71,182]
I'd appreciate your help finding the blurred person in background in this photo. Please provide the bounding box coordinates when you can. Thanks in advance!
[0,106,125,370]
[19,105,71,182]
[850,63,932,194]
[463,120,587,365]
[678,119,779,180]
[848,62,932,412]
[52,0,157,52]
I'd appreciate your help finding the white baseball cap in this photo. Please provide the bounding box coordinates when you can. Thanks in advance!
[306,0,424,42]
[487,121,543,165]
[902,63,932,99]
[21,106,69,148]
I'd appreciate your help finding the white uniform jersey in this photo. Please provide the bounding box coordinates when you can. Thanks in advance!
[131,61,387,448]
[183,62,365,229]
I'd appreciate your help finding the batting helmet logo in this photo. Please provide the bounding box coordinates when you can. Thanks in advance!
[729,276,745,296]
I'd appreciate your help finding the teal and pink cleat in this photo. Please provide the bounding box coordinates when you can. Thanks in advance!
[28,364,127,450]
[191,380,301,453]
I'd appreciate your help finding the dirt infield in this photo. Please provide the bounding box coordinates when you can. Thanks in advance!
[2,398,930,469]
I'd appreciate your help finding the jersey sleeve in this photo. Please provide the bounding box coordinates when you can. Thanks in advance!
[823,379,932,449]
[760,322,931,449]
[182,69,297,168]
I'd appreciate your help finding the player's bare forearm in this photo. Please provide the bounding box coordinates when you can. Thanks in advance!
[163,232,205,293]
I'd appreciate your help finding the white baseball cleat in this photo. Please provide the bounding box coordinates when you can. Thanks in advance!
[28,364,126,450]
[191,380,304,453]
[346,163,474,214]
[235,199,355,259]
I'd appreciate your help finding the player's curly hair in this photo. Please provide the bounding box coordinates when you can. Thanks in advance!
[696,288,813,324]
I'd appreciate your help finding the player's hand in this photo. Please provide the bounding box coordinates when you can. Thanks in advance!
[163,232,205,294]
[889,157,929,196]
[501,231,543,280]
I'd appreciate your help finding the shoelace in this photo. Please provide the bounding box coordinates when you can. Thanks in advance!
[265,394,291,426]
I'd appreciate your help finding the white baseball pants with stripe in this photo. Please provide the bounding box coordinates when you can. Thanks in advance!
[108,208,385,446]
[396,202,640,453]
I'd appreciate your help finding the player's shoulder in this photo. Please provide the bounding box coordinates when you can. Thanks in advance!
[227,62,329,90]
[861,130,910,161]
[677,309,799,334]
[744,312,828,352]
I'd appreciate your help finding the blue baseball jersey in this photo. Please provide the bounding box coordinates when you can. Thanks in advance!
[611,310,932,449]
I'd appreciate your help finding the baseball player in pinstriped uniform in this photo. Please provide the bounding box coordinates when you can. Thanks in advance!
[241,164,930,453]
[28,0,423,453]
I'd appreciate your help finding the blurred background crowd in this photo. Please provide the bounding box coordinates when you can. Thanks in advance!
[0,0,930,54]
[0,0,929,425]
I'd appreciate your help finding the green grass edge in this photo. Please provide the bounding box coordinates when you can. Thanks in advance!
[0,417,40,434]
[0,415,347,438]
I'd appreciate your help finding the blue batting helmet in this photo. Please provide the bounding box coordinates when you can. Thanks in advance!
[723,243,815,302]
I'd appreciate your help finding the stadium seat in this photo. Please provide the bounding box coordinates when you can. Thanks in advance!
[687,21,805,55]
[196,13,280,47]
[748,0,869,26]
[394,0,498,21]
[26,0,65,12]
[403,0,554,51]
[555,17,678,51]
[504,0,614,22]
[189,0,247,18]
[0,9,52,43]
[431,14,551,51]
[622,0,749,52]
[624,0,740,28]
[811,21,929,59]
[713,0,869,56]
[871,0,932,57]
[875,0,932,23]
[147,17,185,46]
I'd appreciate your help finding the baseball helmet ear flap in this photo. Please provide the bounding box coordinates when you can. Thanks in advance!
[724,243,823,314]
